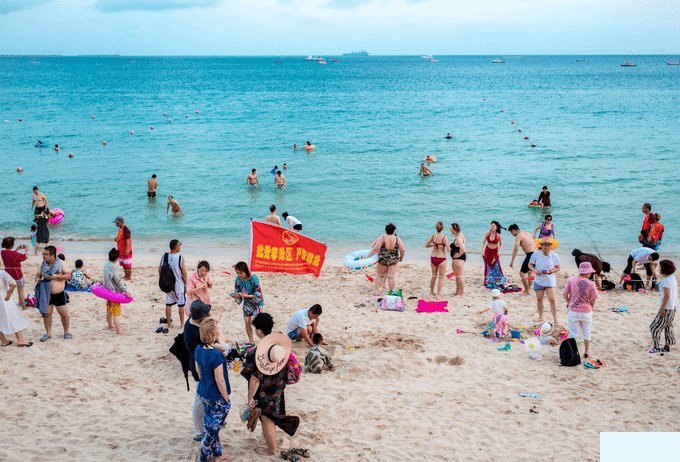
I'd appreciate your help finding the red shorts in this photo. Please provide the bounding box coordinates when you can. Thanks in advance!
[119,254,132,270]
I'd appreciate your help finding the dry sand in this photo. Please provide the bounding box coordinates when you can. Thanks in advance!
[0,249,678,462]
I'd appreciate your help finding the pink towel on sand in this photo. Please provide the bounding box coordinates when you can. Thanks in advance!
[416,300,449,313]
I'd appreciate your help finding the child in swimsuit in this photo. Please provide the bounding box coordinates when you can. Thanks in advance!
[478,289,508,341]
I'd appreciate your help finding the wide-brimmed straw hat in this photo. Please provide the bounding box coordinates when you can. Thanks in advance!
[255,332,292,376]
[540,238,552,246]
[578,262,595,274]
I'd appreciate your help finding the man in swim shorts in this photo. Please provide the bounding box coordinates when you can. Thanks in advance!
[419,163,433,176]
[508,224,539,294]
[31,186,49,215]
[36,245,72,342]
[274,171,286,189]
[166,196,184,216]
[114,217,133,280]
[246,169,259,188]
[147,174,157,198]
[267,204,282,226]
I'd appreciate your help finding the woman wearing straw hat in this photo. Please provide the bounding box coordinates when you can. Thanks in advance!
[563,262,598,359]
[528,237,561,325]
[241,313,300,456]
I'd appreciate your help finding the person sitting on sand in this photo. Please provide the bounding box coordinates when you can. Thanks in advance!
[69,259,93,290]
[423,155,437,162]
[563,262,598,358]
[648,259,677,354]
[419,163,433,176]
[266,205,282,226]
[166,196,184,216]
[242,313,300,456]
[533,214,556,240]
[287,305,322,347]
[246,169,259,188]
[274,171,286,189]
[538,322,557,346]
[304,333,333,373]
[103,248,132,335]
[477,289,507,341]
[508,224,539,294]
[302,141,315,151]
[537,185,551,207]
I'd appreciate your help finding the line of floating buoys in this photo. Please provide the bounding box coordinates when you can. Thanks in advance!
[69,152,74,158]
[150,125,154,130]
[91,115,96,119]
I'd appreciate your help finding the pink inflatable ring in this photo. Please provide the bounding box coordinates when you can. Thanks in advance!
[48,208,64,224]
[91,284,134,304]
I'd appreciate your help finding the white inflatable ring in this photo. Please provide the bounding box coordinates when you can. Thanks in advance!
[91,284,134,304]
[343,250,378,270]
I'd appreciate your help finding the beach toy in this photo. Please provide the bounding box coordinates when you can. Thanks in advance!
[446,271,456,279]
[102,140,108,145]
[533,238,559,251]
[498,343,511,351]
[365,274,374,283]
[343,250,377,270]
[510,330,521,339]
[48,208,64,224]
[525,337,542,360]
[456,328,465,334]
[16,167,23,173]
[91,284,133,304]
[528,203,543,209]
[610,306,629,313]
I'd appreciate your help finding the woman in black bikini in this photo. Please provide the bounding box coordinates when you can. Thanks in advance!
[450,223,467,296]
[425,222,449,299]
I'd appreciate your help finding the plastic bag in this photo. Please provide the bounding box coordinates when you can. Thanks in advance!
[525,337,542,360]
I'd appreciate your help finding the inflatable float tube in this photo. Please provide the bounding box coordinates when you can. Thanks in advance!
[534,238,559,251]
[48,208,64,224]
[528,203,543,209]
[343,250,378,270]
[91,284,133,304]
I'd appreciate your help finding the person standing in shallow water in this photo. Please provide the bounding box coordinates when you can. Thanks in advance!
[537,185,551,207]
[147,174,157,198]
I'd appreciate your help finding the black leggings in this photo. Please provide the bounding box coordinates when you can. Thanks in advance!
[624,255,652,276]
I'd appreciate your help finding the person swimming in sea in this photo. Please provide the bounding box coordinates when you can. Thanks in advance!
[246,169,259,188]
[423,155,437,162]
[166,195,184,216]
[419,163,434,176]
[445,133,452,139]
[303,141,315,151]
[274,171,286,189]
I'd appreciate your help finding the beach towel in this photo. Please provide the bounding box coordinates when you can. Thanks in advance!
[34,280,51,316]
[416,300,449,313]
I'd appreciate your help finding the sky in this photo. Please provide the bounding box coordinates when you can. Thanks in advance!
[0,0,678,55]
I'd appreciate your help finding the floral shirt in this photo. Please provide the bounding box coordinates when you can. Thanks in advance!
[234,274,263,316]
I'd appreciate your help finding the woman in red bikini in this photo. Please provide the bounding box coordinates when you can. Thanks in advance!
[481,221,504,285]
[425,222,449,299]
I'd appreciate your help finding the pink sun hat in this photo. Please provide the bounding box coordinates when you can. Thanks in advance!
[578,262,595,274]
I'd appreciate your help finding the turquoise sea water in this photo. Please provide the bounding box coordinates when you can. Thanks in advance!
[1,55,679,257]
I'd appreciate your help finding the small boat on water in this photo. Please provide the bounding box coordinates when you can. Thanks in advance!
[420,55,433,60]
[305,56,324,62]
[318,58,327,65]
[668,60,680,66]
[620,60,637,67]
[492,58,505,64]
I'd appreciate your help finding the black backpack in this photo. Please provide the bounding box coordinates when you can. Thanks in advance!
[169,333,190,391]
[559,338,581,366]
[159,253,179,293]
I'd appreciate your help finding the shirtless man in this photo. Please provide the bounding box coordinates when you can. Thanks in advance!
[303,141,315,151]
[31,186,49,215]
[36,246,72,341]
[508,224,539,294]
[419,163,433,176]
[266,204,282,225]
[147,174,158,198]
[246,169,259,188]
[274,171,286,189]
[166,196,184,216]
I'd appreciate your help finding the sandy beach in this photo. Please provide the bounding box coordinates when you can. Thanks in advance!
[0,246,677,462]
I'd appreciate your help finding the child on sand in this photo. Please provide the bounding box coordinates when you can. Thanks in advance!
[69,259,93,290]
[304,333,334,373]
[478,289,508,341]
[30,225,37,255]
[538,322,557,346]
[103,248,132,334]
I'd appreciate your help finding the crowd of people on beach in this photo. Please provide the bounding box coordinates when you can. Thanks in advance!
[0,179,676,459]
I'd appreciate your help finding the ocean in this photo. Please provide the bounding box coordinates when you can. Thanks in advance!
[1,55,679,258]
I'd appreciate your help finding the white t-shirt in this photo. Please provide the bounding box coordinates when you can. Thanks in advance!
[631,247,655,263]
[287,308,311,333]
[287,216,301,227]
[529,251,560,287]
[488,299,507,315]
[659,275,678,310]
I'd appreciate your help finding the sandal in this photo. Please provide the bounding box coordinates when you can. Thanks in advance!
[18,342,33,347]
[155,327,164,333]
[648,348,663,354]
[584,361,600,369]
[280,450,300,461]
[1,341,12,347]
[162,328,169,334]
[159,317,167,324]
[247,407,261,432]
[594,358,604,367]
[289,448,310,458]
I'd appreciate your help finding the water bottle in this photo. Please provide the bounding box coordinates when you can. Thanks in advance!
[233,358,240,373]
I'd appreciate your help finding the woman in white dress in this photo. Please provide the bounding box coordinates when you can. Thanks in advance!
[0,270,32,347]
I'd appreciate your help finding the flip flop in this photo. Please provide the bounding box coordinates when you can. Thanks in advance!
[155,327,163,333]
[18,342,33,347]
[1,341,12,347]
[584,361,599,369]
[280,450,301,461]
[159,317,167,324]
[162,328,169,334]
[289,448,310,458]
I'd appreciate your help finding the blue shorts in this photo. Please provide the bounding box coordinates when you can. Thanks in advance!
[533,282,554,292]
[288,330,300,341]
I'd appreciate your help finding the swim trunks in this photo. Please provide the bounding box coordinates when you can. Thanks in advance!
[147,191,156,198]
[288,330,301,341]
[521,252,534,274]
[106,301,121,316]
[293,224,302,231]
[49,291,69,307]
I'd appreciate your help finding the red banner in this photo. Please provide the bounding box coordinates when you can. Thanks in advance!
[249,220,327,278]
